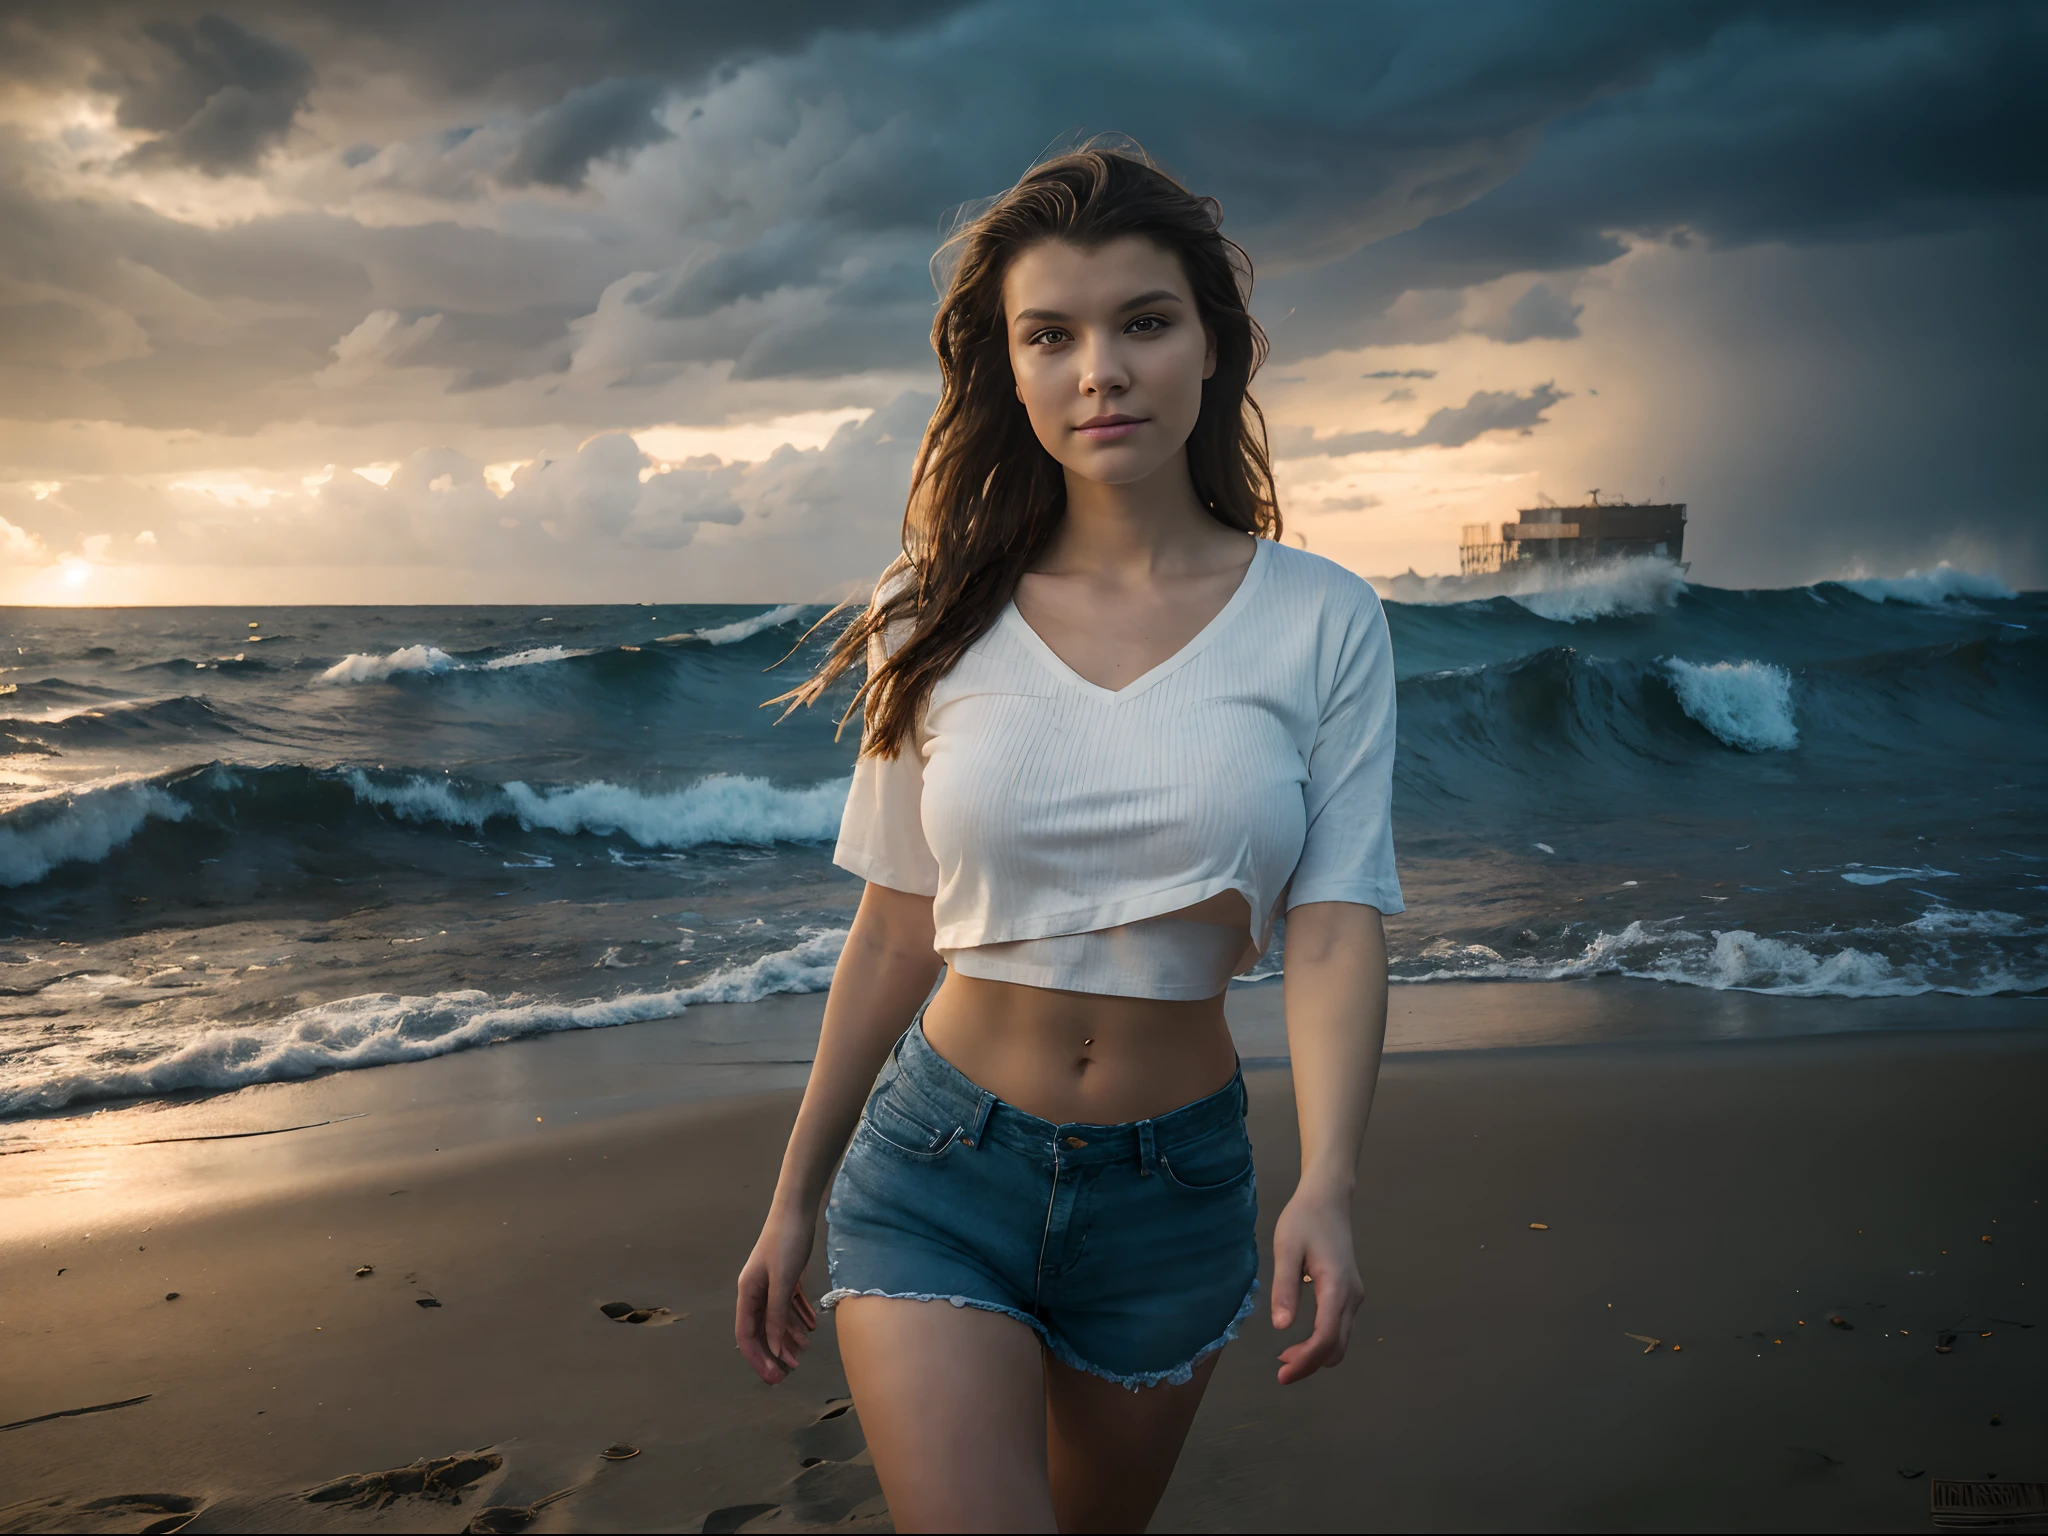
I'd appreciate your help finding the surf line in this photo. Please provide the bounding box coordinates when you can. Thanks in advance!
[132,1112,369,1145]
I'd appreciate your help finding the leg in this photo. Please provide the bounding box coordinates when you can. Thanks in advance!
[1043,1347,1221,1533]
[835,1295,1057,1534]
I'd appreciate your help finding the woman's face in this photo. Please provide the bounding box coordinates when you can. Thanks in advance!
[1003,235,1216,488]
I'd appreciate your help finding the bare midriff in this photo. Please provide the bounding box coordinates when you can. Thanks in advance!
[919,970,1239,1126]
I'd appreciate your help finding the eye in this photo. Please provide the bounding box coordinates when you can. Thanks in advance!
[1126,315,1167,334]
[1028,327,1070,347]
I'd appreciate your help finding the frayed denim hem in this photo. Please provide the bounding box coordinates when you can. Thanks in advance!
[819,1276,1261,1393]
[819,1286,1048,1342]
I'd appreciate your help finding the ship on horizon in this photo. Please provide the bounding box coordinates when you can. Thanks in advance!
[1459,492,1686,577]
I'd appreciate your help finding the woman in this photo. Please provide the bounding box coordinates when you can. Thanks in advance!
[736,146,1401,1533]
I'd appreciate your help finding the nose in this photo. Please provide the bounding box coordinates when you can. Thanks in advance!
[1077,332,1130,398]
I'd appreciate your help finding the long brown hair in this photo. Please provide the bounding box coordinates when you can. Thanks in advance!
[775,142,1280,755]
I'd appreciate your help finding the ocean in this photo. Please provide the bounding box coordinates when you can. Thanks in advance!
[3,558,2042,1122]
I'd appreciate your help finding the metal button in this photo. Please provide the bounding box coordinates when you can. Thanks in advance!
[1064,1135,1088,1149]
[960,1136,974,1147]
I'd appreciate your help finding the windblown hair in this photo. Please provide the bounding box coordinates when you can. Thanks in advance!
[775,143,1280,755]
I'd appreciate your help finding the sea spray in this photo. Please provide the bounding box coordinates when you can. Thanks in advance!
[1370,555,1687,621]
[1835,562,2017,607]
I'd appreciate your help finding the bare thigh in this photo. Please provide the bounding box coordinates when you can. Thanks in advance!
[835,1296,1056,1533]
[1045,1348,1219,1534]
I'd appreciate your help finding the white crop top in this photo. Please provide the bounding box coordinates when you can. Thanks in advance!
[832,538,1403,999]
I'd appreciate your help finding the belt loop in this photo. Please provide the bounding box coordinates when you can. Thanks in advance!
[1137,1119,1158,1176]
[963,1090,995,1150]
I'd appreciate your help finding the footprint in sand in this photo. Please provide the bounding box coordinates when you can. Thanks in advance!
[1,1493,202,1536]
[304,1449,503,1511]
[700,1400,889,1533]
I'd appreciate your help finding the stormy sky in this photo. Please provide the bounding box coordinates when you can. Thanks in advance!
[0,0,2040,603]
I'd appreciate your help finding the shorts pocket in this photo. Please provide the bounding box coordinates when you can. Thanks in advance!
[1157,1121,1255,1193]
[861,1086,961,1162]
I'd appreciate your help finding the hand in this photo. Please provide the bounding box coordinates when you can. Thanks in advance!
[735,1204,820,1385]
[1269,1187,1364,1385]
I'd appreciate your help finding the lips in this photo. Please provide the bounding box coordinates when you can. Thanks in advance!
[1074,414,1145,440]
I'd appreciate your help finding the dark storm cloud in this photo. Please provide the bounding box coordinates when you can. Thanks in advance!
[1277,383,1567,458]
[1,1,971,104]
[94,14,314,173]
[2,0,2044,588]
[498,76,673,189]
[1258,1,2048,358]
[1479,283,1584,343]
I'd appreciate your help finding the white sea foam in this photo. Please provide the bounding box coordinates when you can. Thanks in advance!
[1371,556,1687,622]
[694,604,809,645]
[0,781,190,887]
[1388,915,2043,998]
[1663,658,1799,751]
[322,643,595,683]
[0,929,850,1115]
[1835,562,2016,608]
[321,645,458,683]
[1839,865,1958,886]
[346,770,850,848]
[480,645,597,670]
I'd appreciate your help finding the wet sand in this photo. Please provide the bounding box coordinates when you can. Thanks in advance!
[2,983,2044,1533]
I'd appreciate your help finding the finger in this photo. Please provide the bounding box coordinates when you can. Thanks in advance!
[1270,1233,1303,1329]
[735,1270,787,1384]
[1275,1277,1363,1384]
[764,1271,794,1368]
[793,1286,819,1331]
[735,1267,764,1349]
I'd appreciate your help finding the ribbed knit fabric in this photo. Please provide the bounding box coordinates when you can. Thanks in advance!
[833,538,1403,999]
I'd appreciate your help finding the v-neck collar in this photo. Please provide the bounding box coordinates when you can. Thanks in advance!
[1001,538,1271,703]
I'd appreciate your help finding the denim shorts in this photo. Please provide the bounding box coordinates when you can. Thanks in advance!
[820,1012,1259,1390]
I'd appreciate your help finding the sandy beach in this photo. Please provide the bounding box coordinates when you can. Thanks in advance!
[3,980,2043,1533]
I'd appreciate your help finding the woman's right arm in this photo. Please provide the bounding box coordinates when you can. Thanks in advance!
[735,880,943,1384]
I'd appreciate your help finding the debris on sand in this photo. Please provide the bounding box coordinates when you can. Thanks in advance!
[600,1444,639,1461]
[1624,1332,1662,1353]
[1,1394,153,1433]
[1830,1315,1853,1329]
[416,1298,442,1309]
[1936,1332,1957,1354]
[599,1301,673,1324]
[355,1265,374,1278]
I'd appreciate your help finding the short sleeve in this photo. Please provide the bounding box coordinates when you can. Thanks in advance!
[1285,584,1404,914]
[831,562,941,897]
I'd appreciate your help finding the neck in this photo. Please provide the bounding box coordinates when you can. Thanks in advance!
[1043,452,1229,576]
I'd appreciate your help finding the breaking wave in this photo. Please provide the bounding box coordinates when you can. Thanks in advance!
[1833,562,2017,608]
[1371,556,1688,622]
[1662,659,1798,752]
[345,769,849,848]
[0,929,849,1115]
[0,781,191,887]
[1393,909,2046,998]
[321,643,597,683]
[693,604,811,645]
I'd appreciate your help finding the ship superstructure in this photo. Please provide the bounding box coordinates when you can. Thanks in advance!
[1460,493,1686,576]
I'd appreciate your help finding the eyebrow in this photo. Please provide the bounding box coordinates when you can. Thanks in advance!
[1012,290,1187,324]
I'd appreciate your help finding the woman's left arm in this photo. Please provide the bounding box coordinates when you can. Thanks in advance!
[1269,899,1388,1385]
